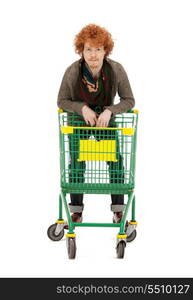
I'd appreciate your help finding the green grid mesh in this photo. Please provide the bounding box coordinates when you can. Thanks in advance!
[59,112,137,194]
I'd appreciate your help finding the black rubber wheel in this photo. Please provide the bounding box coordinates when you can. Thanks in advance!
[47,224,64,241]
[116,241,126,258]
[67,238,76,259]
[126,229,137,243]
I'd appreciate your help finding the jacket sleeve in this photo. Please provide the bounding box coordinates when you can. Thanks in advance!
[57,67,85,116]
[105,63,135,114]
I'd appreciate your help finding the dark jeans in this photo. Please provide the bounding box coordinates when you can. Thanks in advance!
[68,128,124,206]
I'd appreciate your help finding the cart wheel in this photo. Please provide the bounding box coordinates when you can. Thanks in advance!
[116,241,126,259]
[126,230,137,243]
[47,224,64,241]
[67,238,76,259]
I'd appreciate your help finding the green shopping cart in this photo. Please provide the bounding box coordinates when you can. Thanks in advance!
[47,109,139,259]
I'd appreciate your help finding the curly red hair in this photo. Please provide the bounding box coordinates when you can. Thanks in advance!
[74,24,114,57]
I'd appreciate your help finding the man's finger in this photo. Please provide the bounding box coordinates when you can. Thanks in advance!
[98,121,102,127]
[90,118,96,127]
[84,118,89,125]
[96,117,100,126]
[93,116,98,123]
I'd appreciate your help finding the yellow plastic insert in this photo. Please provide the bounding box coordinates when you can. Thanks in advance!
[122,128,135,135]
[77,140,117,162]
[61,126,74,134]
[133,109,139,114]
[117,234,127,239]
[66,233,76,238]
[129,221,138,225]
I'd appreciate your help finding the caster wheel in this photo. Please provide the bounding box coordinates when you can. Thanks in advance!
[47,224,64,241]
[116,241,126,259]
[67,238,76,259]
[127,230,137,243]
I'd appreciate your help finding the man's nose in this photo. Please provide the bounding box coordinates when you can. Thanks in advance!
[90,50,97,57]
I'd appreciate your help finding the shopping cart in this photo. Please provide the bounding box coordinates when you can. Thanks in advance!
[47,109,139,259]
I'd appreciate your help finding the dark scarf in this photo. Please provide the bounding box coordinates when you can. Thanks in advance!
[78,60,112,109]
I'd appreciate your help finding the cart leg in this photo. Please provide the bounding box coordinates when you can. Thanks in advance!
[129,195,138,231]
[61,190,75,234]
[119,191,134,234]
[58,194,63,220]
[125,195,138,241]
[131,195,136,222]
[54,194,67,234]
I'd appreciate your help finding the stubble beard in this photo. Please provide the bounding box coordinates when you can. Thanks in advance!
[88,61,103,74]
[89,63,98,69]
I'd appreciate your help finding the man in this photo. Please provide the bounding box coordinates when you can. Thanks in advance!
[57,24,135,224]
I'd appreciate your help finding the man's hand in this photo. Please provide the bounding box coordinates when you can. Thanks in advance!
[96,109,112,127]
[82,105,98,127]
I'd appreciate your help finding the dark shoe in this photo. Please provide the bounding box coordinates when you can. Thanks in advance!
[71,213,83,223]
[113,212,123,223]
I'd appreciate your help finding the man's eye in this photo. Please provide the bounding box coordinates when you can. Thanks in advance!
[97,48,101,51]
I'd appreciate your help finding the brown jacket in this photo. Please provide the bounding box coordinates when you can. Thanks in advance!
[57,58,135,115]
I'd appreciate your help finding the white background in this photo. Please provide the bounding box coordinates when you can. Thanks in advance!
[0,0,193,277]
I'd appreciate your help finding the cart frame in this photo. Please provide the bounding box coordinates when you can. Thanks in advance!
[48,109,139,258]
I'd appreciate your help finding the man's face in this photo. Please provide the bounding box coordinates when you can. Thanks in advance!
[83,42,106,70]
